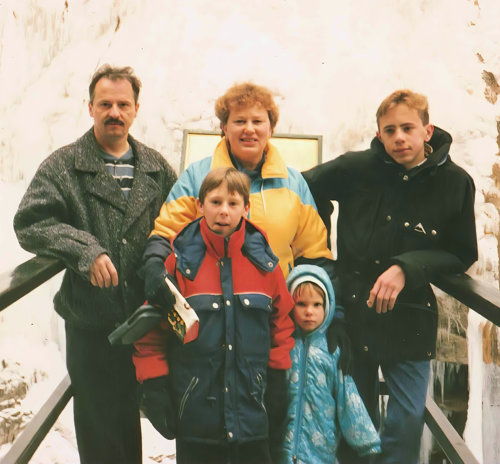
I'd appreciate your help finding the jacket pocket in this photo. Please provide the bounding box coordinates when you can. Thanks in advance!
[236,293,273,357]
[183,294,224,353]
[398,219,439,251]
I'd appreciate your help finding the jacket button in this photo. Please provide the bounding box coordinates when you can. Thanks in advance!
[351,294,356,299]
[244,298,250,305]
[186,269,191,275]
[363,346,369,352]
[404,222,410,228]
[123,280,128,288]
[212,302,219,309]
[386,215,391,221]
[267,262,273,268]
[121,238,127,245]
[228,344,233,351]
[228,432,233,439]
[374,260,380,264]
[431,230,437,236]
[427,302,431,307]
[403,175,409,181]
[427,352,432,357]
[225,387,229,393]
[226,300,231,306]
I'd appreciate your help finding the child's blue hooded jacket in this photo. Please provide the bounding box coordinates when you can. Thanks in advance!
[280,264,380,463]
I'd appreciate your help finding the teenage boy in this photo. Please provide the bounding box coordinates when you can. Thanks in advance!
[303,89,477,463]
[133,167,295,464]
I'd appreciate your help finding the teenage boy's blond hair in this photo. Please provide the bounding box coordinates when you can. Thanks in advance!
[376,89,429,127]
[198,167,251,206]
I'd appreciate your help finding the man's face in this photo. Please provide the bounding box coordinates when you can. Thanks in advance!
[197,183,249,238]
[222,103,272,170]
[88,77,139,147]
[377,104,434,170]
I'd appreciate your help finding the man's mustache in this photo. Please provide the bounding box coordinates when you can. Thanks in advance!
[105,118,124,126]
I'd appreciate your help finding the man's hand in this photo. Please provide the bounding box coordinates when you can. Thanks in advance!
[366,265,405,313]
[90,253,118,288]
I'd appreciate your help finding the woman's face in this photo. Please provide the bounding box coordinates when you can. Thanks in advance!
[222,102,272,170]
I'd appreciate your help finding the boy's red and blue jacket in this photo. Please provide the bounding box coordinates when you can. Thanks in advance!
[133,217,295,444]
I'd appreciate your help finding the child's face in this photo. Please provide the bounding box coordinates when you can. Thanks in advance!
[197,183,249,238]
[292,286,325,333]
[377,103,434,170]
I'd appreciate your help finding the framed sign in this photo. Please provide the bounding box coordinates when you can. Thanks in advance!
[180,129,322,173]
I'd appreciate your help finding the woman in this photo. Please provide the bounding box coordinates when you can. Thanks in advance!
[139,82,334,464]
[142,82,332,280]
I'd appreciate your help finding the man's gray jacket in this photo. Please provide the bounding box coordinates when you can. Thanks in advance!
[14,128,177,330]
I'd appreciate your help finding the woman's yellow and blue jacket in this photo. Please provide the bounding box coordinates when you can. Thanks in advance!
[150,137,332,278]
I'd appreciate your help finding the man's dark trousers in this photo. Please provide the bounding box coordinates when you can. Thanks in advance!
[66,323,141,464]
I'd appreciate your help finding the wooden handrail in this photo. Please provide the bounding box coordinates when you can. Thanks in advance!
[425,396,479,464]
[432,273,500,326]
[0,256,64,311]
[1,375,73,464]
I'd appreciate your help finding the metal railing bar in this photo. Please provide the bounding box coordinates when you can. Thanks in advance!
[1,374,73,464]
[0,256,64,311]
[424,395,480,464]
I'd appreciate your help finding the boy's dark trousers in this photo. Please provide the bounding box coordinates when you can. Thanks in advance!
[65,323,142,464]
[176,438,272,464]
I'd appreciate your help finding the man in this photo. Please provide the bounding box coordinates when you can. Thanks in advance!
[14,64,177,464]
[303,89,477,463]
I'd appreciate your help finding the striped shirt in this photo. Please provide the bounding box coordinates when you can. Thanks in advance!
[98,147,135,199]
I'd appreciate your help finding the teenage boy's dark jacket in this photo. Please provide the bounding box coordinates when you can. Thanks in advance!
[14,128,177,330]
[303,127,477,361]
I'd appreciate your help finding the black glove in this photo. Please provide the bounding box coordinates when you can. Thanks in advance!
[140,376,176,439]
[264,368,288,456]
[142,257,176,312]
[326,318,352,375]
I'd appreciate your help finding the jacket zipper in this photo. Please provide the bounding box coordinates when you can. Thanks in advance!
[292,337,309,460]
[260,182,266,214]
[178,376,199,420]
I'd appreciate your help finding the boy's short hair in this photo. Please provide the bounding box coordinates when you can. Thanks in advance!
[376,89,429,127]
[214,82,279,132]
[89,64,142,104]
[199,167,251,206]
[292,281,326,305]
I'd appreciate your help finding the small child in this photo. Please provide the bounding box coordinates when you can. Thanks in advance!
[133,167,295,464]
[277,264,381,464]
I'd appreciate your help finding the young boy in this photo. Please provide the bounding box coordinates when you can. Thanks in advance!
[133,167,295,464]
[303,90,478,463]
[277,264,380,464]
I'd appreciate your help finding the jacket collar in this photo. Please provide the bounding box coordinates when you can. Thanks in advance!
[173,217,279,280]
[74,127,164,174]
[211,137,288,179]
[72,128,163,232]
[371,125,452,177]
